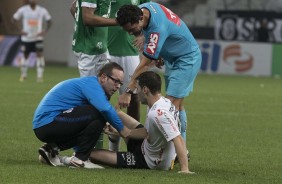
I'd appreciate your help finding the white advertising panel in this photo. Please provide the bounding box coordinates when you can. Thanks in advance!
[198,39,272,76]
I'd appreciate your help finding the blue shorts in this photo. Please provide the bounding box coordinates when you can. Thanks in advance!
[164,48,202,98]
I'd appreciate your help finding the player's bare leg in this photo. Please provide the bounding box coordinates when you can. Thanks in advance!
[36,51,45,82]
[19,54,29,82]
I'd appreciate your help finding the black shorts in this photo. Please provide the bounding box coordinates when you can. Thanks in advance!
[34,105,106,151]
[116,124,149,169]
[21,40,43,55]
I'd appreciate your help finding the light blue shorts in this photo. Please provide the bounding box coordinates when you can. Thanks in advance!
[164,48,202,98]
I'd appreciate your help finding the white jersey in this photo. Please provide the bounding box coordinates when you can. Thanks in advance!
[142,97,180,170]
[13,5,51,42]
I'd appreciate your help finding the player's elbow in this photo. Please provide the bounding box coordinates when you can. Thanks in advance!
[82,14,92,26]
[70,1,76,17]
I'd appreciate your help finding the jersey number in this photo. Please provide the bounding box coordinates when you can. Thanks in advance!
[159,4,180,26]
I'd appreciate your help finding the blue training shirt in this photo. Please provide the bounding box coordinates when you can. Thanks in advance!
[32,77,124,132]
[139,2,199,63]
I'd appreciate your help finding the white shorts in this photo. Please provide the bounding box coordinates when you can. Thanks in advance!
[110,55,140,93]
[75,51,110,77]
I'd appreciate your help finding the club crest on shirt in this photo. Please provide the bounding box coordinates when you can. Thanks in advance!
[131,0,138,5]
[157,109,163,116]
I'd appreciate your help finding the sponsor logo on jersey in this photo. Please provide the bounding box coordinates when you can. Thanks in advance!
[96,42,103,49]
[146,33,159,55]
[159,4,180,26]
[164,112,178,132]
[28,19,39,26]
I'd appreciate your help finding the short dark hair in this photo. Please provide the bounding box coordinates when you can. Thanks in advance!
[136,71,161,95]
[116,5,143,26]
[98,62,123,77]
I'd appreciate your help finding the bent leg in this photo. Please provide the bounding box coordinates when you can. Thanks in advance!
[34,105,106,161]
[74,119,105,161]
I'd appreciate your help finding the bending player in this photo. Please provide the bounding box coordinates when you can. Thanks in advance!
[117,3,202,160]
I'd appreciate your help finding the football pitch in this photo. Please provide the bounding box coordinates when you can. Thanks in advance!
[0,66,281,184]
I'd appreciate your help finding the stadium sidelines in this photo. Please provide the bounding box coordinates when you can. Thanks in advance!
[0,66,281,184]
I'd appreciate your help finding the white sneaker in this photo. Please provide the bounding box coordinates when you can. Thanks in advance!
[37,77,44,83]
[19,75,26,82]
[38,155,47,164]
[38,154,64,166]
[69,156,85,168]
[38,144,63,166]
[67,156,104,169]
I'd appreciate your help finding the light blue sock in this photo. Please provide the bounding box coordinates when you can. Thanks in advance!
[179,110,187,143]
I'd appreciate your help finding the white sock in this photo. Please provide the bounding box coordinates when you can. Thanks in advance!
[20,57,28,77]
[36,57,45,79]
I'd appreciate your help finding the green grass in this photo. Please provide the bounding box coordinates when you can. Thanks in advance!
[0,66,281,184]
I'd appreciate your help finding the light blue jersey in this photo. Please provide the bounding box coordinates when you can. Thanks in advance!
[139,2,199,62]
[32,77,124,132]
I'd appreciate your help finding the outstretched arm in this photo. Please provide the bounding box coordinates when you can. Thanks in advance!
[105,110,148,140]
[172,135,194,174]
[117,110,140,129]
[127,55,152,90]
